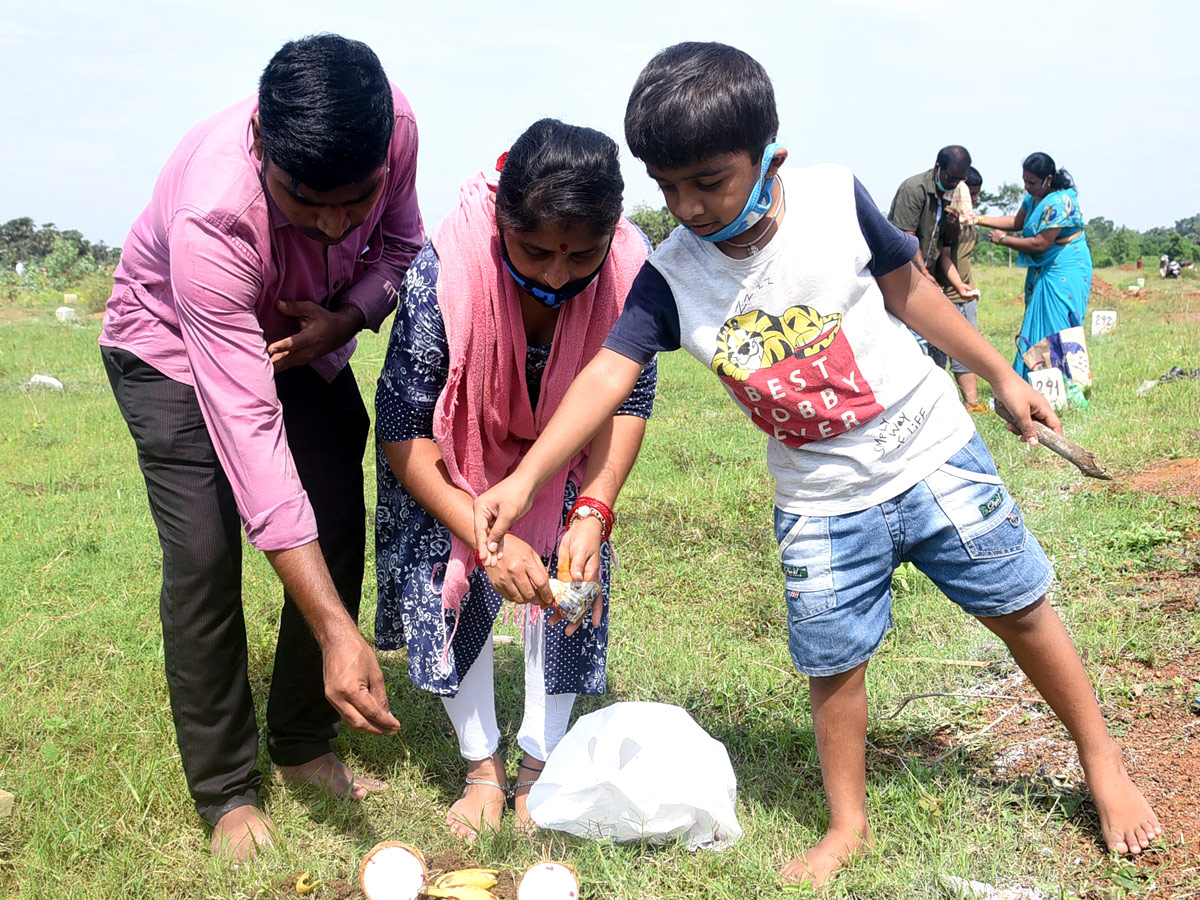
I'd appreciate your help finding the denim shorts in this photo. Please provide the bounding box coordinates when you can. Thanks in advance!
[774,432,1054,677]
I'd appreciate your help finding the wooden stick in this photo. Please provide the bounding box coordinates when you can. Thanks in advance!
[994,401,1113,480]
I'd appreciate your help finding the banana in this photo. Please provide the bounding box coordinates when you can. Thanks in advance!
[420,885,497,900]
[432,868,500,891]
[295,871,322,894]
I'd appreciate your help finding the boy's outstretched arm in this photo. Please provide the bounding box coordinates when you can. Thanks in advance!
[876,263,1062,442]
[473,348,647,560]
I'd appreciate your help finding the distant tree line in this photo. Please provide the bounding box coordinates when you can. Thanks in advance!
[1,218,121,309]
[630,192,1200,270]
[1,217,121,273]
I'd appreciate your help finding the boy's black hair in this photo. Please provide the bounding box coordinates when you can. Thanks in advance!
[936,145,972,171]
[1022,152,1075,191]
[965,166,983,188]
[495,118,624,235]
[258,34,394,191]
[624,42,778,170]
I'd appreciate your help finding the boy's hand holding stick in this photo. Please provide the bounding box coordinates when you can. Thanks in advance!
[993,399,1112,480]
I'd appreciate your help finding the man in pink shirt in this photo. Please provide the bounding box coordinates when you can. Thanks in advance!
[99,34,423,859]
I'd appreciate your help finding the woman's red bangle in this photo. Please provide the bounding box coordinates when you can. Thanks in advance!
[568,496,616,543]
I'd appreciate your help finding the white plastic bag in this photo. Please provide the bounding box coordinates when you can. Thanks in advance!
[527,701,743,850]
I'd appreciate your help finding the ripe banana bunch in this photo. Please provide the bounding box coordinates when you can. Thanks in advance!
[419,867,500,900]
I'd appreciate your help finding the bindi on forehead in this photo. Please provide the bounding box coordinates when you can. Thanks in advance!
[559,243,568,253]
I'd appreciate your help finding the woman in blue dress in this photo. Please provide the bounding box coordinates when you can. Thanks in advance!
[374,119,656,839]
[976,152,1092,379]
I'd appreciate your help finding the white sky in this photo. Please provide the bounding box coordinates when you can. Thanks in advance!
[1,0,1196,248]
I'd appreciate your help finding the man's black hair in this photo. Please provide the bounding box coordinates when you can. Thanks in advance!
[258,33,393,191]
[965,166,983,188]
[1022,151,1075,191]
[495,119,624,235]
[625,42,778,170]
[936,145,972,172]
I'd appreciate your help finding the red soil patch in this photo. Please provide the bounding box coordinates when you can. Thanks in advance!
[1116,458,1200,505]
[1090,274,1124,301]
[970,644,1200,898]
[1118,264,1136,271]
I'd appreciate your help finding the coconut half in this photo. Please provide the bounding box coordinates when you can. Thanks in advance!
[517,861,580,899]
[358,841,427,900]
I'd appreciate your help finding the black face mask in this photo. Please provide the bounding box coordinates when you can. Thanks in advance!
[499,233,611,309]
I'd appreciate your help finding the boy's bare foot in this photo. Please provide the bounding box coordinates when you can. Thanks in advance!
[211,805,275,862]
[277,752,387,799]
[512,755,545,833]
[780,823,871,887]
[448,751,508,841]
[1082,740,1162,854]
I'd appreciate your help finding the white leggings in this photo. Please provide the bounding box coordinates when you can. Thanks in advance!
[440,613,576,762]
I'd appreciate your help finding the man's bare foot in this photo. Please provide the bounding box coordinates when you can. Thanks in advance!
[211,805,275,863]
[1082,740,1162,854]
[448,751,508,841]
[512,755,545,833]
[780,823,871,887]
[277,752,387,800]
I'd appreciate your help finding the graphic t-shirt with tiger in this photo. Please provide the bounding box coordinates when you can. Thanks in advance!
[604,164,975,516]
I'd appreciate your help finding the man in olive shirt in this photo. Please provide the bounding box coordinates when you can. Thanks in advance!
[887,145,971,280]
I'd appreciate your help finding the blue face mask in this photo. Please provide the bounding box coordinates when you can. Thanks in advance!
[499,233,611,309]
[935,166,950,194]
[694,142,780,243]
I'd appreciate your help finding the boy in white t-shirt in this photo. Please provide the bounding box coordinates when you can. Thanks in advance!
[472,42,1161,887]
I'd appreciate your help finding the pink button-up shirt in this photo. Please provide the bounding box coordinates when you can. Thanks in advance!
[100,86,424,551]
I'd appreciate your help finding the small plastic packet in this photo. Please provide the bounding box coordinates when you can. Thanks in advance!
[548,578,599,625]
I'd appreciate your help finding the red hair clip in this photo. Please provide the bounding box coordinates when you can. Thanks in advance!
[495,151,509,173]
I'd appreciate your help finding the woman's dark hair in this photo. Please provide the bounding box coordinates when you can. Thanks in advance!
[495,119,624,235]
[258,34,394,191]
[1022,152,1075,191]
[625,42,778,170]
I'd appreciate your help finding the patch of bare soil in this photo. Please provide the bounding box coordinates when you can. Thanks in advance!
[973,649,1200,898]
[426,851,518,900]
[1115,458,1200,505]
[1091,274,1125,301]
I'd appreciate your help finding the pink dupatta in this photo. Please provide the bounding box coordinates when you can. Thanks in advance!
[431,173,647,616]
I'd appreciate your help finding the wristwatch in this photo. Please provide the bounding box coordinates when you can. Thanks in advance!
[568,504,614,542]
[569,504,607,530]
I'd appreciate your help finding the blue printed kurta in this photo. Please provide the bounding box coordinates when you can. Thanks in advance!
[375,242,657,696]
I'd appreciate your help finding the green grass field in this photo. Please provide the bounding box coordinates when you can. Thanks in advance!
[1,266,1197,899]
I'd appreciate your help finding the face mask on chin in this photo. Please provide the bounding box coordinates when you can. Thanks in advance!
[693,142,781,243]
[499,233,611,309]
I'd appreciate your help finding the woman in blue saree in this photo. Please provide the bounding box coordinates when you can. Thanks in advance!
[976,153,1091,379]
